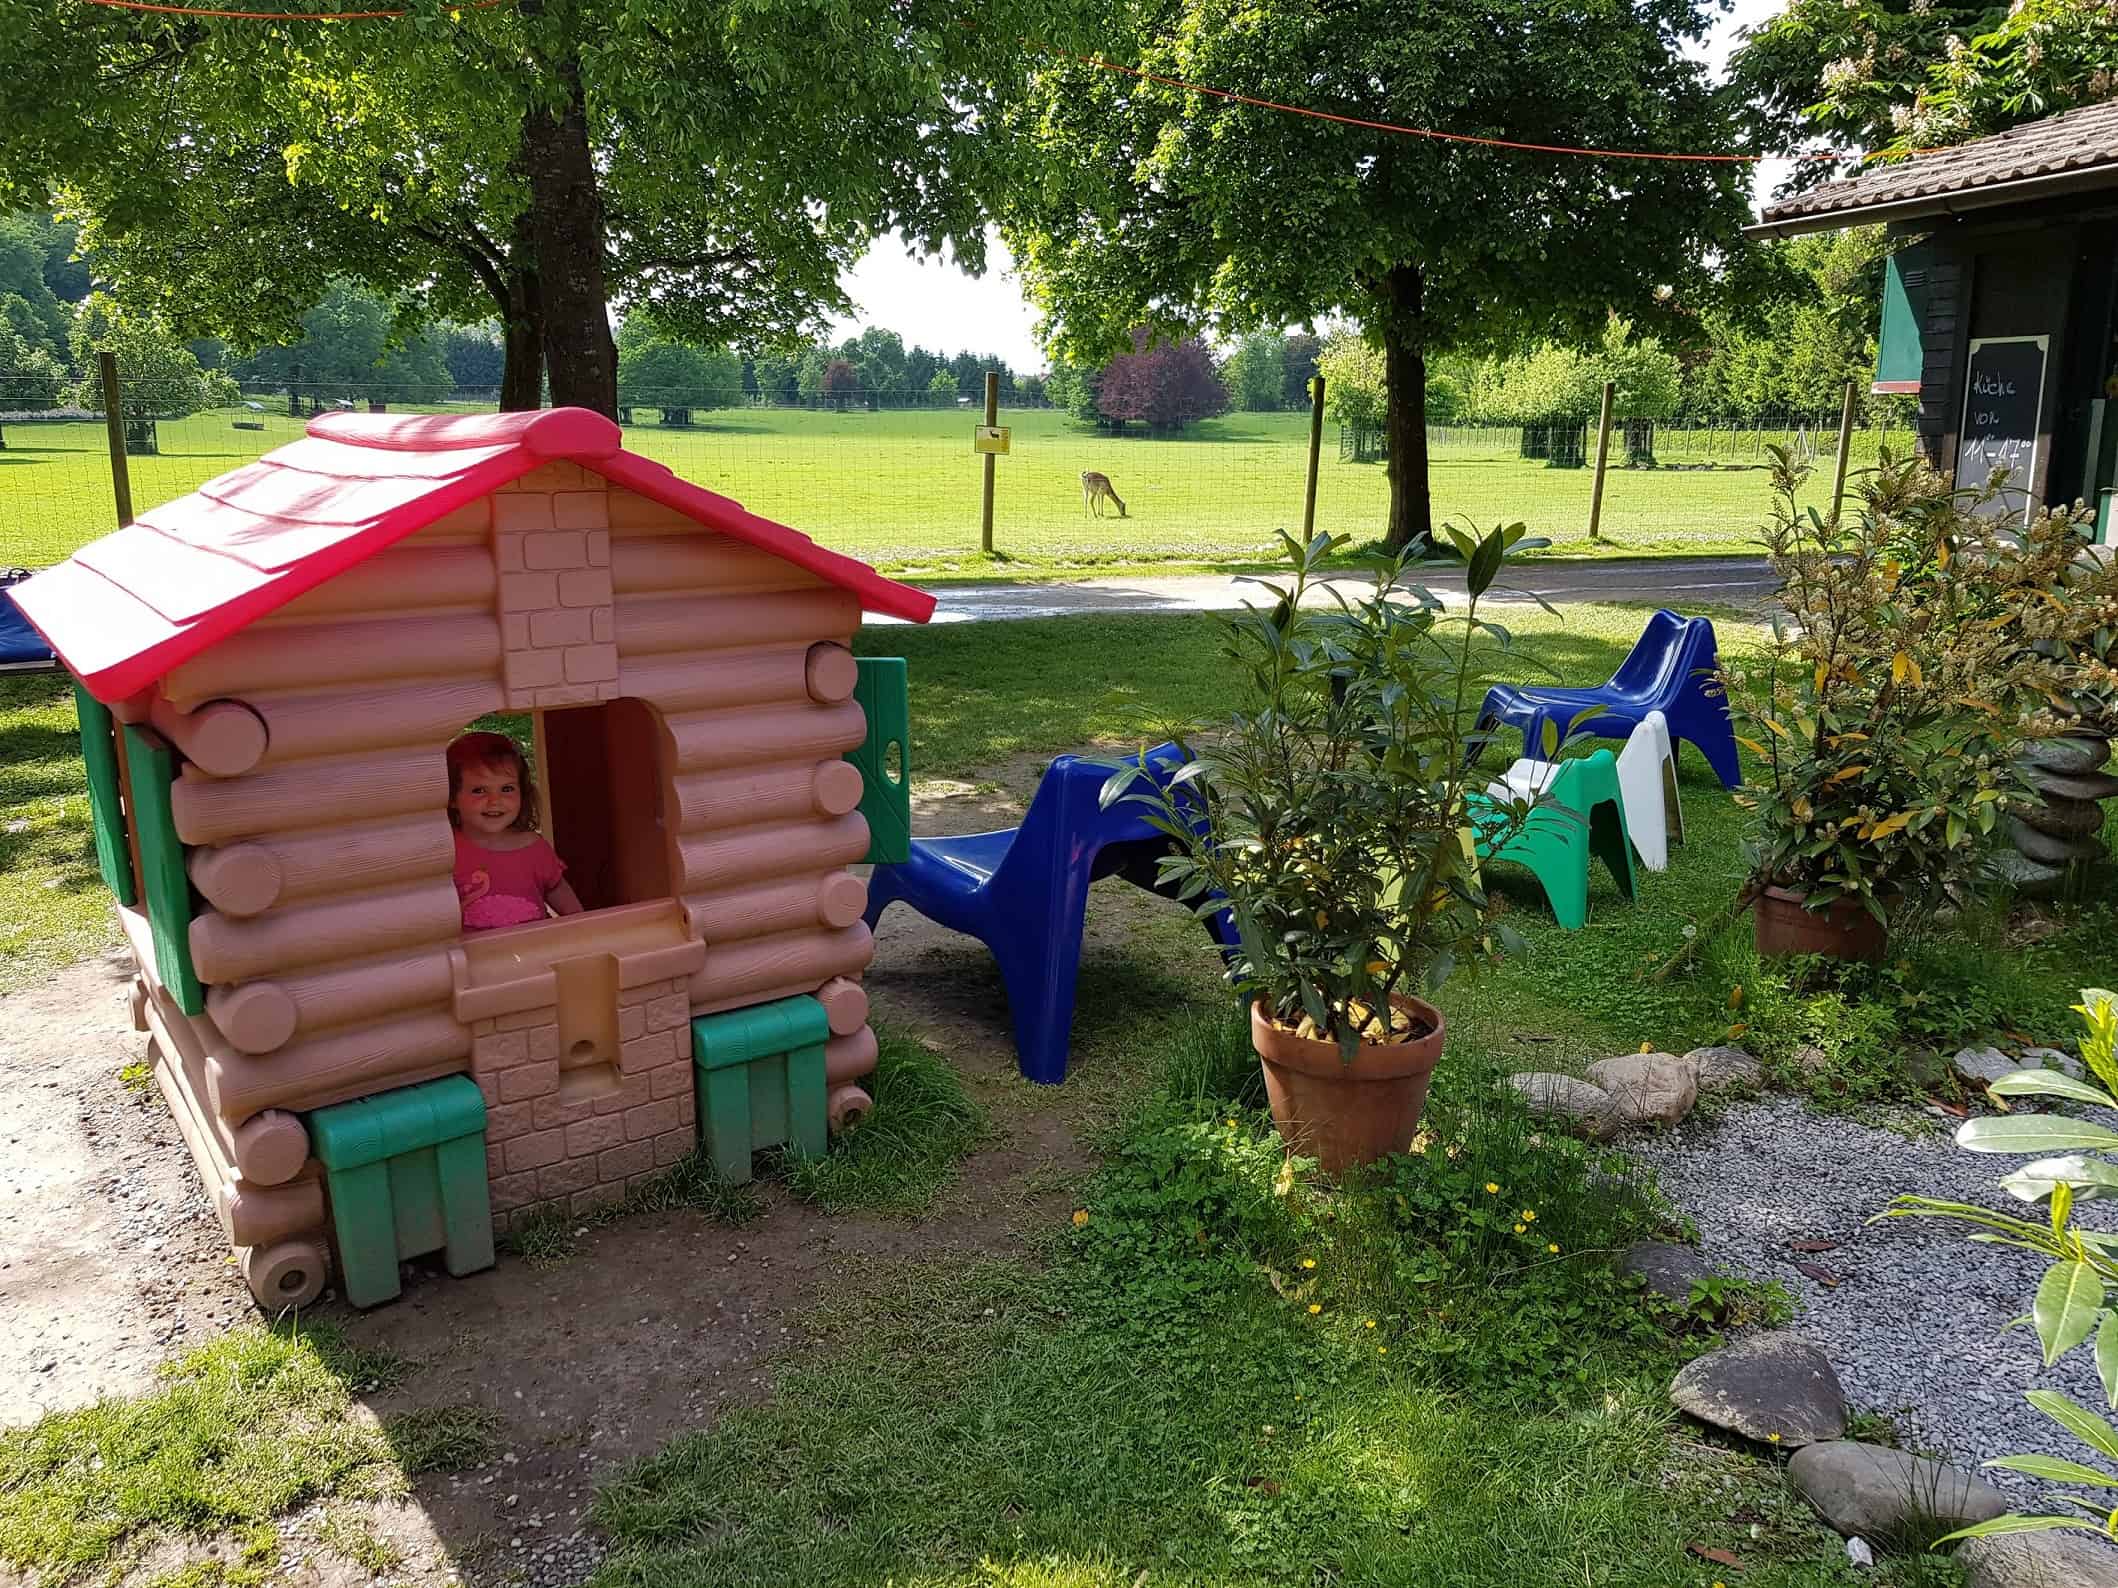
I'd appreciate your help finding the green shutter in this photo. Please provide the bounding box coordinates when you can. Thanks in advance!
[1875,245,1931,393]
[73,680,136,906]
[847,657,911,864]
[122,724,203,1014]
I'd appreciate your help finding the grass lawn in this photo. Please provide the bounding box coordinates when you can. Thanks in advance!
[0,405,1885,579]
[5,597,2106,1585]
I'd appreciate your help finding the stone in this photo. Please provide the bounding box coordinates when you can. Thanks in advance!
[1788,1440,2009,1539]
[1793,1043,1831,1073]
[2019,1045,2086,1079]
[1669,1331,1848,1447]
[1618,1241,1714,1310]
[2008,818,2107,866]
[2021,735,2112,776]
[1584,1052,1698,1127]
[1955,1043,2085,1087]
[1504,1073,1619,1141]
[2031,768,2118,803]
[1994,850,2071,899]
[1960,1529,2118,1588]
[1685,1044,1764,1096]
[2017,795,2108,839]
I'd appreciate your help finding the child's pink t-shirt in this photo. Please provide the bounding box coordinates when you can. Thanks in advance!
[453,832,567,931]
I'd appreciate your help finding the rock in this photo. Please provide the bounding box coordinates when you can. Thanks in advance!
[2031,768,2118,802]
[2008,818,2106,865]
[1955,1043,2086,1087]
[1504,1073,1620,1141]
[1618,1240,1714,1310]
[2021,735,2112,777]
[1994,850,2071,899]
[1789,1440,2010,1539]
[1669,1332,1848,1447]
[1793,1043,1831,1073]
[1685,1044,1764,1096]
[2017,796,2108,839]
[2019,1045,2086,1079]
[1959,1529,2118,1587]
[1585,1052,1698,1127]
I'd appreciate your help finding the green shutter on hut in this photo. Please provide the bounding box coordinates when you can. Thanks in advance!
[121,724,204,1015]
[1874,244,1932,394]
[72,680,136,906]
[847,657,911,864]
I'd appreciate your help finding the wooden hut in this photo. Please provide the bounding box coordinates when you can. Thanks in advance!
[14,406,932,1307]
[1750,100,2118,532]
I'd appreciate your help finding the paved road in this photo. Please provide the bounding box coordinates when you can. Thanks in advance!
[871,555,1773,625]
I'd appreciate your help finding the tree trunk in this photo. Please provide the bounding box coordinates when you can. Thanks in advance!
[499,217,545,411]
[519,58,615,417]
[1380,265,1431,554]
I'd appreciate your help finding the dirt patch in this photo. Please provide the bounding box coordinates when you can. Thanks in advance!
[0,749,1222,1588]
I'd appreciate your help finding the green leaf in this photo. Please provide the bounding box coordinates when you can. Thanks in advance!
[1999,1155,2118,1205]
[1983,1454,2118,1488]
[2098,1312,2118,1409]
[1958,1116,2118,1156]
[1465,528,1506,598]
[1989,1071,2118,1109]
[1935,1513,2097,1546]
[2027,1390,2118,1463]
[2035,1262,2105,1365]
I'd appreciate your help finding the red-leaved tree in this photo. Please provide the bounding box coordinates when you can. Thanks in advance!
[820,358,860,409]
[1094,330,1229,433]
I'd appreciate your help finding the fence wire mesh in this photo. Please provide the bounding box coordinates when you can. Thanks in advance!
[0,373,1910,574]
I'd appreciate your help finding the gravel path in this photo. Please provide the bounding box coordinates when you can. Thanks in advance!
[1632,1094,2118,1494]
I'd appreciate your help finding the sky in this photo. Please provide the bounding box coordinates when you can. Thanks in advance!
[824,0,1793,374]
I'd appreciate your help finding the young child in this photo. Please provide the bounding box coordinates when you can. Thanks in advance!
[445,731,585,931]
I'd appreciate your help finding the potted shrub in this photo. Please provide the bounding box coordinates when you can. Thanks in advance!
[1104,524,1543,1173]
[1724,448,2110,961]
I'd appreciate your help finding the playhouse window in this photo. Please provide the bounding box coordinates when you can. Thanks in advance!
[462,698,674,919]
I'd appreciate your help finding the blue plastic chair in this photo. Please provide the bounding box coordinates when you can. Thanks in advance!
[1474,609,1740,789]
[864,743,1229,1084]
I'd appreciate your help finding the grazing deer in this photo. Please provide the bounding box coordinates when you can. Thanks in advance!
[1080,470,1128,518]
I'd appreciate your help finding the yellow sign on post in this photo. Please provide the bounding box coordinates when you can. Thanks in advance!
[973,425,1011,455]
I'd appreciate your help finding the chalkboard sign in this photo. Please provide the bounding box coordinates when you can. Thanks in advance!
[1958,336,2048,523]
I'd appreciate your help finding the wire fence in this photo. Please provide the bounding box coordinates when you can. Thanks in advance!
[0,373,1905,575]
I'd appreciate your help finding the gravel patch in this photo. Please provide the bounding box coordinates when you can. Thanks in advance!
[1632,1094,2118,1496]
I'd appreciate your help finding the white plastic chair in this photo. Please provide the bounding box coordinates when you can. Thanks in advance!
[1484,709,1683,872]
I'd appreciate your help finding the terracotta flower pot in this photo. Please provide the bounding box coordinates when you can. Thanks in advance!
[1752,884,1887,963]
[1250,994,1445,1176]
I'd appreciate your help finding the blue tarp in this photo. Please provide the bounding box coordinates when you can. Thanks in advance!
[1,572,55,668]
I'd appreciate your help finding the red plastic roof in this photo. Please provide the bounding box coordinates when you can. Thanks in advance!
[16,406,935,703]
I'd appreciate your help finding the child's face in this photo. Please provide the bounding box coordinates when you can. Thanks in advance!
[453,760,523,837]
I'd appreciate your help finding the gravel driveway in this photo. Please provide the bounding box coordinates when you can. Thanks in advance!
[1633,1094,2118,1495]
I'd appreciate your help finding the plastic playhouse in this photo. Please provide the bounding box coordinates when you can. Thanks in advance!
[13,406,931,1309]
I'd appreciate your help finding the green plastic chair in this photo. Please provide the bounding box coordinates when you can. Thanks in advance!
[1468,749,1636,930]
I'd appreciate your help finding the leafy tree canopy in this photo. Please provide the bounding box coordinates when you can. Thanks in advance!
[615,314,742,407]
[0,319,65,409]
[1223,333,1288,411]
[1468,317,1682,423]
[1002,0,1747,545]
[66,292,233,417]
[230,283,454,404]
[1732,0,2115,177]
[1094,330,1229,431]
[0,215,70,356]
[1319,331,1387,429]
[1683,226,1889,415]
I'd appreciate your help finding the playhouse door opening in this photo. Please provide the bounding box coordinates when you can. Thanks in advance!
[540,697,675,913]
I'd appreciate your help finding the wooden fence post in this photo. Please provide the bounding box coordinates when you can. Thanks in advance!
[1303,374,1326,540]
[99,351,134,529]
[1586,380,1615,544]
[1830,379,1859,527]
[980,371,999,555]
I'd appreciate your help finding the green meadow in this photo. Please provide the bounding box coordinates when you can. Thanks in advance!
[0,403,1873,577]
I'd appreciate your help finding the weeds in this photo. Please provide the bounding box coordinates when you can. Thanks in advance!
[380,1404,505,1474]
[781,1028,985,1214]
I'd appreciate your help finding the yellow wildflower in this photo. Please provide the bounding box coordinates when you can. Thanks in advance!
[1513,1223,1526,1234]
[1767,1432,1782,1444]
[1521,1209,1536,1222]
[1071,1209,1090,1227]
[1378,1346,1388,1355]
[1364,1320,1377,1329]
[1300,1257,1317,1270]
[1307,1303,1322,1315]
[1484,1182,1500,1195]
[1547,1243,1560,1254]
